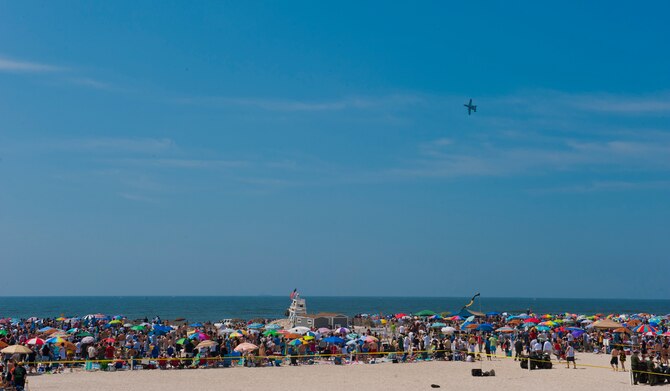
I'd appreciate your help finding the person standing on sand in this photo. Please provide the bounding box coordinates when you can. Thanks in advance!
[610,347,619,371]
[566,343,576,369]
[514,338,523,361]
[619,348,626,372]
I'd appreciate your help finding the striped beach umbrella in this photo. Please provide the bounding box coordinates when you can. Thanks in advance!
[26,338,45,346]
[634,324,657,334]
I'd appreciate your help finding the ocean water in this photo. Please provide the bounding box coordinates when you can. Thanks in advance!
[0,296,668,322]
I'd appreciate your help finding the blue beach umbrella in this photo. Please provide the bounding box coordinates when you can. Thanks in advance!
[264,324,281,330]
[486,312,500,317]
[477,323,494,332]
[247,323,264,329]
[323,336,345,344]
[189,323,203,328]
[431,322,447,328]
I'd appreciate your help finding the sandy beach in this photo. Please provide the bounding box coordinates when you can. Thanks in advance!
[27,353,633,391]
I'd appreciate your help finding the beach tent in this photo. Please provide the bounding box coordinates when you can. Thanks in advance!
[415,310,436,317]
[592,319,621,329]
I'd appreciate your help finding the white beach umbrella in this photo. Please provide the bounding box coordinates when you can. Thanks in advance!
[441,327,456,334]
[288,326,310,335]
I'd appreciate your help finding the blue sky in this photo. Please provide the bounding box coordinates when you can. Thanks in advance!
[1,1,669,298]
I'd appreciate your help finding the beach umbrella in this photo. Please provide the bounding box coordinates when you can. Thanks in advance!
[288,339,304,346]
[189,332,209,341]
[109,320,122,325]
[486,312,500,317]
[302,335,315,341]
[46,337,66,344]
[416,310,436,317]
[317,327,332,334]
[124,323,133,327]
[431,322,447,328]
[571,330,585,337]
[189,323,203,328]
[449,315,462,321]
[104,337,115,343]
[38,326,53,333]
[536,325,551,331]
[477,323,494,332]
[345,333,359,340]
[288,326,310,335]
[429,314,443,320]
[323,336,345,344]
[1,345,33,354]
[247,323,264,329]
[333,327,350,334]
[81,336,95,344]
[26,338,45,346]
[234,342,258,353]
[176,338,187,345]
[524,318,540,324]
[264,324,281,330]
[613,327,632,334]
[196,340,218,349]
[634,324,657,334]
[219,328,235,334]
[77,332,93,337]
[395,313,407,319]
[0,341,7,349]
[0,330,8,336]
[496,326,515,333]
[263,330,280,337]
[228,332,243,338]
[130,325,146,331]
[361,335,378,343]
[66,328,79,334]
[441,326,456,334]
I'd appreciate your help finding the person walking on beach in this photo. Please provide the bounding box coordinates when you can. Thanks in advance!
[566,343,576,369]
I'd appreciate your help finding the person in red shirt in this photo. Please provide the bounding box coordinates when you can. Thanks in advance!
[104,344,115,360]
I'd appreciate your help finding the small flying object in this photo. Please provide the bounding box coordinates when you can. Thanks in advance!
[464,98,477,115]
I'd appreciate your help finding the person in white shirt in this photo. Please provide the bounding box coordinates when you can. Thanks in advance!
[565,344,576,369]
[543,340,553,354]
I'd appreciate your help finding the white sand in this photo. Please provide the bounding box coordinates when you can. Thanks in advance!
[27,353,634,391]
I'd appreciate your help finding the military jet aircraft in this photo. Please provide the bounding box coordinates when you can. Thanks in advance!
[464,98,477,115]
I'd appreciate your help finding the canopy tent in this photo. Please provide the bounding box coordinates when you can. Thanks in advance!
[591,319,622,329]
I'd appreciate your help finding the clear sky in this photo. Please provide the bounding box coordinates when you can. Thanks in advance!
[1,1,668,298]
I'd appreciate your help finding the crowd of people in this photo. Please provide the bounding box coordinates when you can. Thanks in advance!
[1,311,668,390]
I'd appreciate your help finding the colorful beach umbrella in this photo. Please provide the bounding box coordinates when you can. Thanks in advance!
[46,337,65,344]
[634,324,657,334]
[288,339,304,346]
